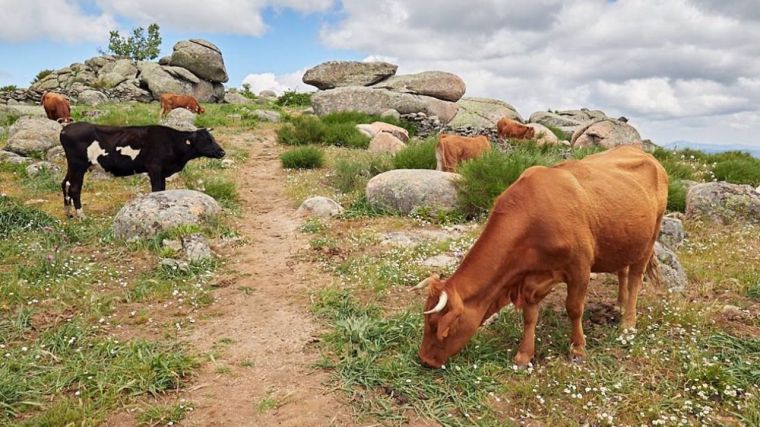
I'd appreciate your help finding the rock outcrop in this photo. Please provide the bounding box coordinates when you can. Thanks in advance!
[112,190,222,240]
[446,97,523,131]
[368,132,406,154]
[571,118,643,149]
[686,182,760,224]
[302,61,398,90]
[5,117,62,156]
[305,61,462,125]
[18,39,228,104]
[312,86,459,124]
[296,196,344,218]
[529,109,607,137]
[366,169,461,215]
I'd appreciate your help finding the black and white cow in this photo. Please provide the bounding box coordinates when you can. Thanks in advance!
[59,122,225,218]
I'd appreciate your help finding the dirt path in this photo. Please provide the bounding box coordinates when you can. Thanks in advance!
[180,130,354,426]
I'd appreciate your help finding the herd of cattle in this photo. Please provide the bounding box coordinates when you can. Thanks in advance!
[34,91,669,370]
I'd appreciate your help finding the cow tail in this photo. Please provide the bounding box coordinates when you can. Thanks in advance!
[645,251,661,288]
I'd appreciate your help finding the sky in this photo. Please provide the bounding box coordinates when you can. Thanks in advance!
[1,0,759,148]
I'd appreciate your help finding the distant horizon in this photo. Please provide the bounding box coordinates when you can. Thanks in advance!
[2,1,760,149]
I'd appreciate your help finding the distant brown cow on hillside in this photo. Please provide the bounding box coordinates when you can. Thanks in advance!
[159,93,205,117]
[496,117,534,140]
[41,91,72,124]
[435,133,491,172]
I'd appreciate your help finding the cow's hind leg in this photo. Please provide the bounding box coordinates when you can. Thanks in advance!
[621,256,649,330]
[565,268,591,363]
[515,302,539,367]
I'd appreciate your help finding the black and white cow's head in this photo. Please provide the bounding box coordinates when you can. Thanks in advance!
[188,128,225,159]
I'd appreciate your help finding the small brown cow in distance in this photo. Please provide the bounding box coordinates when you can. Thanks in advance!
[435,133,492,172]
[41,91,72,124]
[412,145,668,369]
[159,93,205,117]
[496,117,535,140]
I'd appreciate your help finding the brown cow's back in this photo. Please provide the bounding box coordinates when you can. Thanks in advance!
[41,92,72,123]
[436,134,491,172]
[495,145,667,273]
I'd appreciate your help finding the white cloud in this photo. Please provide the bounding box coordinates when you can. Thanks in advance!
[0,0,334,42]
[241,69,315,95]
[319,0,760,146]
[0,0,116,42]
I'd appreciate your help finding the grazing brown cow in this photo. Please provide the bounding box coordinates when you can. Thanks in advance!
[412,145,668,369]
[435,133,492,172]
[159,93,205,117]
[41,91,72,124]
[496,117,535,140]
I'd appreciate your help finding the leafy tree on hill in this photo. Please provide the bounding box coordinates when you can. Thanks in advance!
[100,23,162,62]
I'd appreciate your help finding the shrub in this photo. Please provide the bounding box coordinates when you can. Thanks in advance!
[0,85,17,92]
[275,90,312,107]
[324,122,370,148]
[392,137,437,170]
[31,69,53,85]
[101,23,161,61]
[333,156,391,193]
[321,111,417,137]
[658,156,697,180]
[280,146,324,169]
[712,158,760,186]
[277,116,326,146]
[457,147,556,216]
[668,179,688,213]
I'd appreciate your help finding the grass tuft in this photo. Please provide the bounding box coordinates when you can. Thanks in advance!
[280,146,325,169]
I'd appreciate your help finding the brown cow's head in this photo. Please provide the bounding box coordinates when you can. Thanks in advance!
[525,127,535,139]
[195,104,205,114]
[414,275,482,369]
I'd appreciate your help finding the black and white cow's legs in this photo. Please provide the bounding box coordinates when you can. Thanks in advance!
[61,171,73,217]
[66,169,86,218]
[147,169,166,192]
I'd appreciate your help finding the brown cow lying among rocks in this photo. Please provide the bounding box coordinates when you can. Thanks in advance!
[41,91,72,124]
[497,117,534,140]
[159,93,205,117]
[412,145,668,369]
[435,133,491,172]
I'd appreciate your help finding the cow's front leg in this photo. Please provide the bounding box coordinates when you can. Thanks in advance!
[148,169,166,192]
[565,271,590,363]
[68,170,86,219]
[61,171,72,218]
[515,303,539,367]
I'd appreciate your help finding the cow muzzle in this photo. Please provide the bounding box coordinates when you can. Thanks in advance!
[214,149,226,159]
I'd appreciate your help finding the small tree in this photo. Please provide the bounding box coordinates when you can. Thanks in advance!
[102,23,162,61]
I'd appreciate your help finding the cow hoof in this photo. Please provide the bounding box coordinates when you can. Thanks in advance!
[568,345,586,364]
[75,209,86,220]
[514,352,533,367]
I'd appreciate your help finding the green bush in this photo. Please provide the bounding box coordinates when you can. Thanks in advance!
[546,125,571,141]
[277,115,327,146]
[275,90,312,107]
[280,146,324,169]
[392,137,437,169]
[712,158,760,186]
[668,179,688,213]
[333,156,391,193]
[0,85,17,92]
[321,111,417,137]
[457,147,557,216]
[324,122,370,148]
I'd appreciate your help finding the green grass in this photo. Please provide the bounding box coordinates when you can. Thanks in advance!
[392,137,437,170]
[0,195,58,234]
[545,124,571,141]
[137,402,194,426]
[281,146,325,169]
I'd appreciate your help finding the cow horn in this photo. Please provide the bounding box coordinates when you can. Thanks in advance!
[409,273,440,292]
[423,291,448,314]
